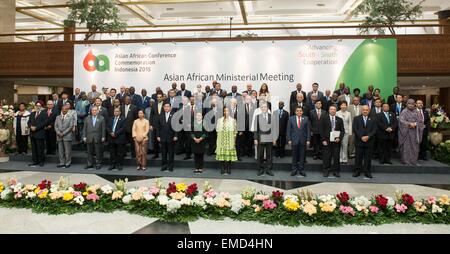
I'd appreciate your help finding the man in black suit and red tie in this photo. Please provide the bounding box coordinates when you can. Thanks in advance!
[28,100,47,167]
[416,100,430,160]
[44,100,59,155]
[273,101,289,158]
[107,107,126,170]
[377,103,397,165]
[319,105,345,177]
[310,100,327,160]
[287,106,310,177]
[352,105,377,178]
[156,102,178,172]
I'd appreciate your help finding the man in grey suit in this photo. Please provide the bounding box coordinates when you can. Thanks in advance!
[83,106,106,170]
[306,82,324,105]
[287,106,311,177]
[55,105,75,168]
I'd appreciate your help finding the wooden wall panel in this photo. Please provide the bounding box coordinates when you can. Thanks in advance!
[0,35,449,77]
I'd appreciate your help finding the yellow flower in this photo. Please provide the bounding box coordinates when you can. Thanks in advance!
[87,184,100,194]
[242,199,251,206]
[302,201,317,216]
[49,191,63,200]
[132,191,143,201]
[82,191,88,196]
[34,187,41,194]
[0,182,4,193]
[283,198,300,212]
[176,183,188,192]
[38,189,48,199]
[111,191,123,200]
[414,201,427,213]
[63,192,74,201]
[439,195,449,206]
[215,197,230,208]
[319,202,336,213]
[170,192,186,200]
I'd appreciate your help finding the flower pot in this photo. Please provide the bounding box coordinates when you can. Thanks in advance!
[429,132,443,146]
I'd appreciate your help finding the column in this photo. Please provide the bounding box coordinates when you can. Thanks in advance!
[0,0,15,42]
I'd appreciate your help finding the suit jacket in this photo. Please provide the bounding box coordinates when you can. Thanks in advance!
[290,102,309,117]
[338,94,353,105]
[253,113,275,143]
[370,107,383,118]
[334,89,345,96]
[176,89,192,99]
[348,104,362,119]
[54,114,75,141]
[27,110,47,139]
[287,115,311,145]
[107,116,126,144]
[361,98,374,109]
[45,108,59,131]
[273,109,288,136]
[319,115,345,143]
[377,111,397,140]
[141,96,151,110]
[130,93,142,108]
[387,94,396,106]
[156,112,177,142]
[83,115,106,144]
[418,108,430,131]
[244,103,256,131]
[102,97,116,116]
[120,104,138,133]
[390,103,405,118]
[352,115,377,147]
[325,100,340,112]
[309,108,327,134]
[289,90,307,106]
[227,92,241,98]
[306,91,324,104]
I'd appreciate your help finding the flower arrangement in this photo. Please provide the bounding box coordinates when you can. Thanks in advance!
[0,178,449,227]
[430,104,450,130]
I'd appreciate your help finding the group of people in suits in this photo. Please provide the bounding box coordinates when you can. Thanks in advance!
[16,81,430,179]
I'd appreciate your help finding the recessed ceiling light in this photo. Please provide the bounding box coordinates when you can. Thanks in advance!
[317,3,325,7]
[166,7,174,11]
[422,85,427,87]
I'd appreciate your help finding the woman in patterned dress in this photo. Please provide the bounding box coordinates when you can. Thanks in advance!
[215,107,237,175]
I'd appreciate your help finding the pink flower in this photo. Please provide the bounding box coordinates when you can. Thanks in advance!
[14,192,23,199]
[339,205,355,216]
[262,199,277,210]
[427,196,436,205]
[394,203,408,213]
[203,189,217,198]
[86,193,99,202]
[73,191,81,197]
[369,206,379,214]
[149,186,160,195]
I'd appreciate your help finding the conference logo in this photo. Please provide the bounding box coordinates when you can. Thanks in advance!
[83,50,110,72]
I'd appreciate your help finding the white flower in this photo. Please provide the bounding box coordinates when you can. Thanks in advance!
[230,194,243,214]
[49,184,59,193]
[318,194,336,203]
[192,195,205,207]
[157,195,169,206]
[142,191,155,201]
[74,195,84,206]
[126,188,137,195]
[350,196,371,211]
[205,197,215,205]
[12,183,23,193]
[386,196,395,207]
[284,194,299,202]
[67,187,74,192]
[1,188,11,200]
[166,199,181,213]
[432,204,443,213]
[180,197,192,206]
[100,185,113,195]
[26,191,36,199]
[122,195,132,204]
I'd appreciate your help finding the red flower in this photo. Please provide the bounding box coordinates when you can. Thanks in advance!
[38,180,51,190]
[166,182,177,195]
[336,192,350,204]
[185,183,198,197]
[402,194,415,206]
[272,190,284,201]
[376,195,388,209]
[73,182,87,191]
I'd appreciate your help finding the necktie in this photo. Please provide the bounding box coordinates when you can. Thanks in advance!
[279,111,282,119]
[397,104,401,114]
[36,110,40,118]
[125,105,129,118]
[93,116,97,126]
[332,116,335,130]
[297,116,301,128]
[317,110,320,119]
[363,116,367,127]
[62,115,65,123]
[166,113,169,122]
[385,112,390,124]
[113,117,118,132]
[420,109,424,121]
[158,103,162,114]
[48,109,51,117]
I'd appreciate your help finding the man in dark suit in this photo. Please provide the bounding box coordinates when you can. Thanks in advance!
[290,92,309,117]
[93,98,109,125]
[83,106,106,169]
[325,92,340,112]
[129,86,142,109]
[120,96,138,158]
[107,107,126,170]
[287,106,310,177]
[176,83,192,99]
[151,87,162,102]
[289,83,307,107]
[150,92,164,158]
[227,85,241,98]
[417,100,430,160]
[156,102,178,172]
[71,88,81,104]
[253,103,276,176]
[116,85,127,103]
[361,92,374,109]
[390,94,405,118]
[204,96,221,155]
[51,93,62,113]
[334,82,346,96]
[310,100,327,160]
[370,98,383,118]
[44,100,58,155]
[319,105,345,177]
[103,88,117,116]
[377,103,397,164]
[273,101,289,158]
[387,86,400,106]
[306,82,324,104]
[352,105,377,178]
[27,101,47,167]
[242,95,256,157]
[140,89,151,110]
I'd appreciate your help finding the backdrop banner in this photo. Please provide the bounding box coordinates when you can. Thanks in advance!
[74,39,396,107]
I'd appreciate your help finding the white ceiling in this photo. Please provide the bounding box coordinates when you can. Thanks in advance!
[12,0,450,41]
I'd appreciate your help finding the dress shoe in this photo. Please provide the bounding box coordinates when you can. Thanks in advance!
[333,172,340,177]
[290,170,297,176]
[183,156,191,160]
[266,170,274,176]
[257,170,264,176]
[57,165,65,168]
[141,167,146,171]
[65,164,71,168]
[84,165,94,169]
[28,163,37,167]
[364,173,373,179]
[323,171,329,177]
[298,171,306,177]
[95,166,101,170]
[161,168,168,172]
[352,172,360,177]
[117,165,123,171]
[108,165,115,170]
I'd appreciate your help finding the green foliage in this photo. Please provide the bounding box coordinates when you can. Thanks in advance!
[66,0,127,40]
[352,0,424,35]
[431,140,450,165]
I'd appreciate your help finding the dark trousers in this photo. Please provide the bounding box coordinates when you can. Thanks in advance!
[242,131,254,156]
[31,137,45,164]
[419,129,428,160]
[378,139,392,163]
[275,134,286,157]
[236,133,245,159]
[153,134,160,155]
[110,142,125,166]
[312,133,322,157]
[87,142,103,166]
[355,145,373,173]
[161,141,175,171]
[125,132,135,157]
[207,131,216,155]
[257,142,273,172]
[45,129,56,154]
[178,131,191,157]
[323,142,341,172]
[16,134,29,154]
[194,153,204,169]
[291,144,306,172]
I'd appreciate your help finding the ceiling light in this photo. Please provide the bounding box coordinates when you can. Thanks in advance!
[317,3,325,7]
[166,8,174,11]
[422,85,427,88]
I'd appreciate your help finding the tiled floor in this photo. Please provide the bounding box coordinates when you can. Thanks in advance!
[1,170,450,234]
